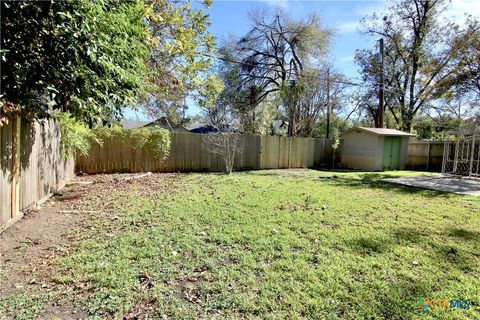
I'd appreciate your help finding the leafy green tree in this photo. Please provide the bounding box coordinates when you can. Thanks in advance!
[436,18,480,100]
[357,0,468,132]
[196,45,242,129]
[142,0,216,125]
[313,115,351,138]
[1,0,151,125]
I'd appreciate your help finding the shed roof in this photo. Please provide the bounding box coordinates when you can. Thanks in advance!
[342,127,415,137]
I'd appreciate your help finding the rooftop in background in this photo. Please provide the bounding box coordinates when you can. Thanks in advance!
[342,127,415,137]
[143,117,190,133]
[120,119,149,129]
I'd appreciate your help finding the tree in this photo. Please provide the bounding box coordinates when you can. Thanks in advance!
[234,10,331,135]
[204,133,241,174]
[198,43,278,134]
[436,18,480,100]
[278,65,347,137]
[302,67,347,137]
[1,0,151,125]
[358,0,468,132]
[142,0,216,125]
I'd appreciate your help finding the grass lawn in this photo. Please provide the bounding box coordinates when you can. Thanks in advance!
[1,170,479,319]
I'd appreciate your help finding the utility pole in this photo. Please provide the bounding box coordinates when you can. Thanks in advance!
[378,38,384,128]
[326,67,330,138]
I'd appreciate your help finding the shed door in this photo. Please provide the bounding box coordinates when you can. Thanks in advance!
[383,137,401,170]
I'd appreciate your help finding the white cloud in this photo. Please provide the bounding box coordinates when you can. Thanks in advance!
[444,0,480,25]
[260,0,290,9]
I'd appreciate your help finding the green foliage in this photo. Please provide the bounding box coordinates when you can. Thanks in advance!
[411,116,466,141]
[93,127,171,159]
[57,113,99,159]
[128,128,171,158]
[142,0,216,122]
[313,115,351,138]
[0,290,53,320]
[57,114,171,159]
[1,0,151,124]
[195,74,225,113]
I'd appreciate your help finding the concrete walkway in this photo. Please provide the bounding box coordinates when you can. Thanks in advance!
[383,175,480,196]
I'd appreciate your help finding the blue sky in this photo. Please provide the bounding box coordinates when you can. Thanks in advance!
[205,0,383,80]
[124,0,479,121]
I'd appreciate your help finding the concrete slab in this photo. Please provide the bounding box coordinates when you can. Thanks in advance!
[383,175,480,196]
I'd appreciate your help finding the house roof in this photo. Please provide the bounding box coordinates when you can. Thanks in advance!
[143,117,190,132]
[342,127,415,137]
[120,119,149,129]
[189,125,220,134]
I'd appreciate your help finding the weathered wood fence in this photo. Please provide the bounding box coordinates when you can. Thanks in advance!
[1,119,446,232]
[76,133,335,174]
[405,141,444,172]
[1,118,75,231]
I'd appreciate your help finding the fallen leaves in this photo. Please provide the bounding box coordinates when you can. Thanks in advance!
[138,271,154,291]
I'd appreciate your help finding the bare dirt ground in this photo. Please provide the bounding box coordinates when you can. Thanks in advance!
[0,173,180,319]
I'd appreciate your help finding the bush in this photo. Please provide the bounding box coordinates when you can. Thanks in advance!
[57,114,171,159]
[95,127,171,159]
[57,113,99,158]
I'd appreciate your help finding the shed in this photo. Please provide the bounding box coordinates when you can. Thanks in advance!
[341,127,414,171]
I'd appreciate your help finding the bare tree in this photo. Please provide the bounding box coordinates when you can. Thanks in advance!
[235,10,331,135]
[204,133,241,174]
[280,66,347,137]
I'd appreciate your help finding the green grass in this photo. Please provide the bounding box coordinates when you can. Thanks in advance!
[0,291,53,320]
[3,170,480,319]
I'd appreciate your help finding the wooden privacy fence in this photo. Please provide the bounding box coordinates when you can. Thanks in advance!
[1,118,75,231]
[76,132,334,174]
[405,141,444,172]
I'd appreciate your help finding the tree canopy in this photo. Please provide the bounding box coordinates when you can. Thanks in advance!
[1,0,216,127]
[1,0,151,125]
[141,0,216,125]
[356,0,474,132]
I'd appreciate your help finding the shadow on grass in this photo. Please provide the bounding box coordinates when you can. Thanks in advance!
[349,227,475,274]
[392,227,426,245]
[349,236,391,255]
[321,171,452,198]
[248,169,450,197]
[349,228,426,256]
[433,244,475,272]
[447,227,480,243]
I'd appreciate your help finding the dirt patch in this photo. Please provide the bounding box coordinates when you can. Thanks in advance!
[0,196,87,296]
[0,172,182,319]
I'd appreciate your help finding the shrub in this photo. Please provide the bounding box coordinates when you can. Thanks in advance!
[57,114,171,159]
[57,113,99,158]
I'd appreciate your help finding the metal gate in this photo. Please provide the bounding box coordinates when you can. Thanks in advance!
[442,131,480,178]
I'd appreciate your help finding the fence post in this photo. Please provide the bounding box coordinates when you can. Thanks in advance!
[10,115,20,219]
[426,141,431,171]
[287,137,291,168]
[469,137,475,177]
